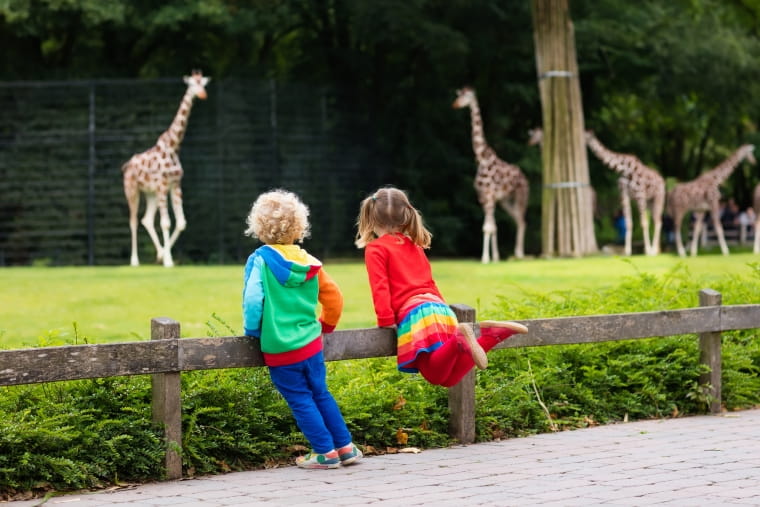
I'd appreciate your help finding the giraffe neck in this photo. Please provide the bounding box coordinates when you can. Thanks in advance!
[158,88,196,153]
[586,134,632,177]
[702,146,751,185]
[467,97,491,162]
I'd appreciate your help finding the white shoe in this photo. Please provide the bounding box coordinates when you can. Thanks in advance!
[479,320,528,334]
[457,323,488,370]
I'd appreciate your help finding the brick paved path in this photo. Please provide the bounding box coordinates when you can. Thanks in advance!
[6,409,760,506]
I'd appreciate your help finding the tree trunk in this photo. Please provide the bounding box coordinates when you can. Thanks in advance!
[532,0,598,257]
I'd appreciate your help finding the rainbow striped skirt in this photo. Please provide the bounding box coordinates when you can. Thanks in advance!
[396,295,458,373]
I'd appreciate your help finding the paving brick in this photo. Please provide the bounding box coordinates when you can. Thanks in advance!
[5,409,760,506]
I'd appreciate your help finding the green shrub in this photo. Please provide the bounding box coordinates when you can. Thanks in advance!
[1,262,759,498]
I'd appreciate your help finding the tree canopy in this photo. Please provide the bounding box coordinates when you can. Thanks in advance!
[1,0,759,257]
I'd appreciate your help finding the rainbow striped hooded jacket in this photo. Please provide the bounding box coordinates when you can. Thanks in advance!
[242,244,343,366]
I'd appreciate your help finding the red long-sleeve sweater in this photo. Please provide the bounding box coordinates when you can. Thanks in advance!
[364,233,444,327]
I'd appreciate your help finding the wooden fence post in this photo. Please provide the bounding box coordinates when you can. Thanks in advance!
[151,317,182,480]
[698,289,722,414]
[449,304,477,444]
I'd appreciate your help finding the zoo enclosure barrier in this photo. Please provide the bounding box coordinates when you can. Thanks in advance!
[0,77,382,266]
[1,289,758,481]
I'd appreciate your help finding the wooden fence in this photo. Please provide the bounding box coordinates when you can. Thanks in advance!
[1,289,759,480]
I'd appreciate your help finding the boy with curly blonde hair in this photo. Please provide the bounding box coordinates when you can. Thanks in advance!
[243,189,361,469]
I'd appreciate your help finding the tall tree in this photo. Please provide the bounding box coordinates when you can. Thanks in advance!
[532,0,597,257]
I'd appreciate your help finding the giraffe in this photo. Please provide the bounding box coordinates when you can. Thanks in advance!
[667,144,755,257]
[584,131,666,256]
[122,70,210,267]
[754,183,760,255]
[452,86,528,263]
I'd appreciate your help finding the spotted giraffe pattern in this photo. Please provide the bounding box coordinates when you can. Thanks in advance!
[453,86,528,263]
[122,70,210,267]
[585,131,665,256]
[667,144,755,257]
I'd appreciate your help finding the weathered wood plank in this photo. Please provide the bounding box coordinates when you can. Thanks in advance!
[324,328,396,361]
[0,340,178,385]
[180,336,264,369]
[178,329,397,371]
[2,304,759,387]
[494,307,723,349]
[720,305,760,331]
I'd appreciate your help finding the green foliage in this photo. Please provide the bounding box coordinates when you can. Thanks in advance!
[477,262,760,437]
[1,263,759,498]
[3,1,760,257]
[0,377,163,497]
[179,368,294,474]
[329,358,452,448]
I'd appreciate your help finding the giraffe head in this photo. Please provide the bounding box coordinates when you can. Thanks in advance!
[452,86,476,109]
[527,128,543,146]
[183,69,210,100]
[742,144,756,165]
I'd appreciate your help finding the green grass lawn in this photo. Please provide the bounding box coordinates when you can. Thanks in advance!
[1,251,757,348]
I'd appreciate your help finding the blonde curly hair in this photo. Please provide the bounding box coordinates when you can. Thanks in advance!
[244,189,310,244]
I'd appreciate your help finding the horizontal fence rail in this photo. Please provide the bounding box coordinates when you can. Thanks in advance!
[1,289,759,480]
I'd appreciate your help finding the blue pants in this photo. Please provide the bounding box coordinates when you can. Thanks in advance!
[268,351,352,454]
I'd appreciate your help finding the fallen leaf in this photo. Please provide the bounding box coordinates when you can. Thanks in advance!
[398,447,422,454]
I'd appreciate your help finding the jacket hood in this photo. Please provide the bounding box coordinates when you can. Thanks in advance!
[257,244,321,287]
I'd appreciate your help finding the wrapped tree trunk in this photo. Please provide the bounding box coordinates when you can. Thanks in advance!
[532,0,597,257]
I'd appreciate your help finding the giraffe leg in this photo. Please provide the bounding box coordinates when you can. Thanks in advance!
[639,206,653,256]
[166,185,187,250]
[140,194,165,264]
[481,230,492,264]
[514,219,525,259]
[673,213,687,258]
[491,228,500,262]
[501,199,526,259]
[754,216,760,255]
[124,177,141,267]
[651,192,665,255]
[634,195,653,256]
[481,206,497,263]
[690,212,705,257]
[709,206,730,256]
[157,193,175,267]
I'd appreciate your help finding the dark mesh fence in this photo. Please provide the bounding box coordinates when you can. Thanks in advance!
[0,78,386,266]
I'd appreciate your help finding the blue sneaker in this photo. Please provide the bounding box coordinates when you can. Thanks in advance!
[338,444,363,466]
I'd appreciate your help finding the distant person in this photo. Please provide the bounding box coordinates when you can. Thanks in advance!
[738,206,756,237]
[721,198,740,231]
[613,209,627,245]
[355,186,528,387]
[242,189,362,469]
[661,213,675,246]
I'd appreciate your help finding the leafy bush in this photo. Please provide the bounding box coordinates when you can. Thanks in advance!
[477,261,760,438]
[1,262,759,499]
[0,377,164,497]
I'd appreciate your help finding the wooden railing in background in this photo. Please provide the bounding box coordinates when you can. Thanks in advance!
[1,289,759,480]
